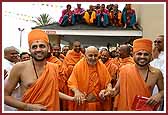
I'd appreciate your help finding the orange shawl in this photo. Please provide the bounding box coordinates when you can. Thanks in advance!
[21,62,60,111]
[119,56,134,68]
[68,58,111,111]
[104,58,118,110]
[113,56,134,110]
[64,50,84,66]
[47,56,62,66]
[63,50,84,78]
[118,64,151,110]
[110,57,120,67]
[59,54,65,60]
[104,58,118,80]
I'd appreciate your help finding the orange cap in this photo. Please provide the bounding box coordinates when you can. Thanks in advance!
[28,29,49,46]
[133,38,152,53]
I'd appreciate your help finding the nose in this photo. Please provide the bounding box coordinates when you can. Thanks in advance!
[35,46,42,52]
[139,54,146,58]
[91,55,98,60]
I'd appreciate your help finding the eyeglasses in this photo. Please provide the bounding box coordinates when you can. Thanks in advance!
[154,40,162,43]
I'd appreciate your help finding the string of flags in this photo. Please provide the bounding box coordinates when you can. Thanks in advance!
[3,3,79,22]
[3,10,36,22]
[31,3,76,9]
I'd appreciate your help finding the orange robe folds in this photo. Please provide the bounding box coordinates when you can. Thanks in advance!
[68,58,111,111]
[104,58,118,82]
[60,50,83,110]
[59,54,65,60]
[63,50,84,77]
[62,49,84,92]
[110,57,120,67]
[104,58,118,110]
[47,56,62,66]
[118,64,151,110]
[119,56,134,68]
[21,63,60,111]
[113,56,134,110]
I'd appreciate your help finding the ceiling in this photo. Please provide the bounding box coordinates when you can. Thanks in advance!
[60,35,140,48]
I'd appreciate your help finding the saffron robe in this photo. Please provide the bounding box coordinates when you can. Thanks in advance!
[118,64,151,110]
[113,56,134,110]
[61,50,83,110]
[119,56,134,68]
[21,62,60,111]
[104,58,118,110]
[47,55,62,66]
[63,50,84,78]
[68,58,111,111]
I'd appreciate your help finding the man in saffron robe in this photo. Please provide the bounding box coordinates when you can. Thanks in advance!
[63,41,84,78]
[60,41,84,110]
[111,38,164,111]
[100,50,118,87]
[118,44,134,68]
[52,45,64,62]
[113,44,134,110]
[62,45,70,57]
[4,29,76,111]
[68,46,113,111]
[100,50,118,110]
[59,45,70,61]
[46,43,62,66]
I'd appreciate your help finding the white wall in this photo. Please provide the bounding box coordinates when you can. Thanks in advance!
[133,4,164,41]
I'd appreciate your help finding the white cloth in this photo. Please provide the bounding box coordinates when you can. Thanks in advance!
[3,58,21,111]
[150,51,165,95]
[3,58,14,78]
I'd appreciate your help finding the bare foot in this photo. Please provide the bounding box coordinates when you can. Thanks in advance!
[132,25,137,30]
[123,24,127,29]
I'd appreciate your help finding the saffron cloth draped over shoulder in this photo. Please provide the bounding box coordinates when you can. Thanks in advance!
[47,55,62,66]
[67,57,111,111]
[63,50,84,77]
[118,64,151,110]
[21,62,60,111]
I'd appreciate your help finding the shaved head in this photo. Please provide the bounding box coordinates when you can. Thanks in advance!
[85,46,98,54]
[119,44,130,58]
[85,46,99,65]
[73,41,81,53]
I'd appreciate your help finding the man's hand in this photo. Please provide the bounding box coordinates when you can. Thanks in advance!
[109,88,116,97]
[146,93,162,106]
[99,89,106,100]
[74,90,86,105]
[24,104,47,111]
[86,93,97,102]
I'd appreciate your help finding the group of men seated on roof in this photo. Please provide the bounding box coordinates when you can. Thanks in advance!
[59,3,137,29]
